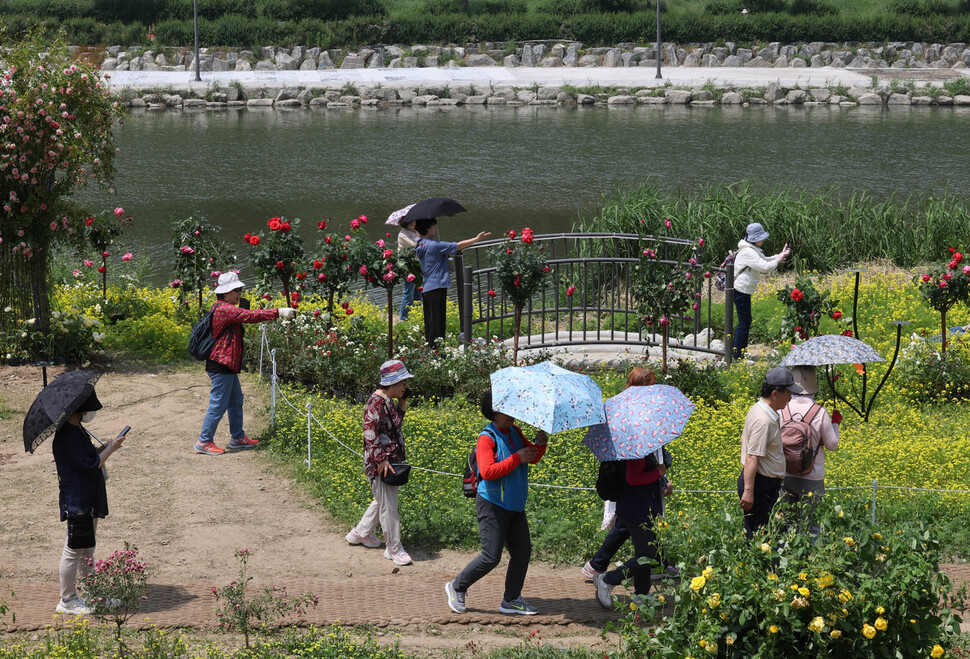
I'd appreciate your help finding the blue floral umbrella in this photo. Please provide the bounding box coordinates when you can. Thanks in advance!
[490,361,605,434]
[583,385,694,461]
[781,334,884,367]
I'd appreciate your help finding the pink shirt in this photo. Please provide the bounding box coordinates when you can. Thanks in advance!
[784,395,840,481]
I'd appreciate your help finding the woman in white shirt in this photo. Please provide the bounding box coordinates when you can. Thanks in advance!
[732,222,790,359]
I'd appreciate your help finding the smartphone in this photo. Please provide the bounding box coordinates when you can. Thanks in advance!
[401,386,412,400]
[117,425,131,439]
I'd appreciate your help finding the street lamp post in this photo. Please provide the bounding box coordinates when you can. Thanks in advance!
[655,0,662,79]
[193,0,201,82]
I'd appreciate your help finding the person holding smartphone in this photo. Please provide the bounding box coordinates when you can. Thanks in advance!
[52,389,128,615]
[732,223,790,360]
[346,360,415,566]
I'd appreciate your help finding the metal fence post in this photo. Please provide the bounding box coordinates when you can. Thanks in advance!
[306,401,312,469]
[454,251,464,334]
[462,265,474,345]
[259,324,267,379]
[724,266,735,366]
[871,479,877,525]
[270,348,277,428]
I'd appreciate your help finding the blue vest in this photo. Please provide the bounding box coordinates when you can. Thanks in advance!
[478,423,529,512]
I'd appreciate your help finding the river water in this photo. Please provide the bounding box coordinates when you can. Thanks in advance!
[74,104,970,282]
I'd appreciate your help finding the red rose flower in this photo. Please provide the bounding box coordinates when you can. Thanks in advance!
[318,220,328,230]
[97,266,106,273]
[275,261,285,270]
[268,217,282,231]
[280,222,291,233]
[250,235,260,246]
[488,289,497,297]
[921,273,931,282]
[790,288,804,302]
[842,330,853,337]
[296,272,307,280]
[832,310,842,320]
[566,285,576,296]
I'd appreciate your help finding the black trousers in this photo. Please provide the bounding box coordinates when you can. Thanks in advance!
[737,471,783,539]
[453,496,531,602]
[422,288,448,348]
[602,483,664,595]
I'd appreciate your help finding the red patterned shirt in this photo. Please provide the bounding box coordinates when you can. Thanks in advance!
[208,301,279,373]
[362,392,406,478]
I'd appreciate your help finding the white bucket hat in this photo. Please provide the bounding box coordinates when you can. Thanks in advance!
[379,360,414,386]
[214,272,246,294]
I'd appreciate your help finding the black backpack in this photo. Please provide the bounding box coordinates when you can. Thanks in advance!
[595,460,627,502]
[187,302,230,361]
[462,446,479,498]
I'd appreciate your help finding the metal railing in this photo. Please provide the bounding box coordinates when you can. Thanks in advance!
[454,232,736,364]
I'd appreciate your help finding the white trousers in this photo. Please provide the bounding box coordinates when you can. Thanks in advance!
[353,477,402,553]
[59,518,98,603]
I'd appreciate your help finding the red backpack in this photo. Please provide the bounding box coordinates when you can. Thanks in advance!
[781,404,822,476]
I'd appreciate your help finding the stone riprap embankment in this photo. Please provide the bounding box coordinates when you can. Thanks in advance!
[101,40,970,73]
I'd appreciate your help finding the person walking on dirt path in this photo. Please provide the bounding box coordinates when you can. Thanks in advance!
[781,365,841,535]
[738,366,797,539]
[346,360,415,566]
[445,388,548,616]
[414,218,490,349]
[53,389,128,615]
[733,222,790,360]
[194,272,295,455]
[397,219,422,321]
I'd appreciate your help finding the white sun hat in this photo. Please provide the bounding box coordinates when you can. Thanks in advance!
[214,272,246,294]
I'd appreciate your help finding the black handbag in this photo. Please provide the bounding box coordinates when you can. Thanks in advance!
[67,513,96,549]
[380,462,411,486]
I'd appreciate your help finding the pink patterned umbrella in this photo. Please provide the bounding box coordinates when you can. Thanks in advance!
[385,204,416,226]
[583,384,694,461]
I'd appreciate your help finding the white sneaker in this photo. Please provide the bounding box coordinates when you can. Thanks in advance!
[346,529,383,548]
[593,573,614,609]
[56,597,92,615]
[384,547,412,566]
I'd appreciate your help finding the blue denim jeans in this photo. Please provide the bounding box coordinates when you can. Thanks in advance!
[399,280,422,320]
[733,291,752,359]
[199,372,245,444]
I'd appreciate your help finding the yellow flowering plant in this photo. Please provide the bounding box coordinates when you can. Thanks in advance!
[627,498,963,658]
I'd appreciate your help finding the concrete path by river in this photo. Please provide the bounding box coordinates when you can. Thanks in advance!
[105,65,969,92]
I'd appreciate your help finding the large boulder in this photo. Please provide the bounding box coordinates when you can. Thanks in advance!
[467,54,497,66]
[603,48,623,67]
[564,45,579,66]
[786,89,808,104]
[540,56,563,67]
[275,52,298,70]
[888,93,911,105]
[340,55,365,69]
[521,44,536,67]
[254,59,275,71]
[235,59,252,71]
[318,52,335,69]
[858,92,883,105]
[664,89,692,104]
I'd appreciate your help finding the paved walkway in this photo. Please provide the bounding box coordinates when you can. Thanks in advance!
[4,564,968,632]
[105,66,968,93]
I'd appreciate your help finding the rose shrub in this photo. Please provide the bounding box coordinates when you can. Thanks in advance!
[776,274,836,341]
[171,215,236,317]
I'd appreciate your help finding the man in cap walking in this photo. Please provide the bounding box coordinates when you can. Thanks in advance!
[738,366,798,539]
[195,272,296,455]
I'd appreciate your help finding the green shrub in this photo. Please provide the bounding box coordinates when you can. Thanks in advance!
[103,312,190,362]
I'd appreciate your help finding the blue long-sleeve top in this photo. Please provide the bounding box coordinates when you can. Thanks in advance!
[52,424,108,521]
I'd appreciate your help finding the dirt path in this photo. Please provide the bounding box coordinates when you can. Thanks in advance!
[0,366,614,654]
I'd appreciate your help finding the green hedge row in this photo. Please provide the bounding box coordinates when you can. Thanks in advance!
[10,11,970,46]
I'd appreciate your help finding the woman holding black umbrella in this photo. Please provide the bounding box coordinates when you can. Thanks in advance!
[22,371,128,615]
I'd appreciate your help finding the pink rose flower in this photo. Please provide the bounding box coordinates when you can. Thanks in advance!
[114,207,124,217]
[359,265,368,275]
[122,252,132,261]
[83,259,94,267]
[406,273,416,282]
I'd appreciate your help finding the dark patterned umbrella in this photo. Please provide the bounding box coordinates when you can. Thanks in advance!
[399,197,467,224]
[22,370,102,453]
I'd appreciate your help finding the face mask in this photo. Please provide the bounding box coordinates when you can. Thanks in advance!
[81,411,97,423]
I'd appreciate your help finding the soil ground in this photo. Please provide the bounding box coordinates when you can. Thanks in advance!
[1,364,967,653]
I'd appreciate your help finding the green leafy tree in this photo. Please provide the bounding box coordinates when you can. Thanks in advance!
[915,248,970,354]
[0,27,125,335]
[493,227,548,363]
[172,215,237,317]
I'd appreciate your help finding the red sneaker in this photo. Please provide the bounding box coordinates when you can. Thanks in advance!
[194,441,225,455]
[227,436,259,451]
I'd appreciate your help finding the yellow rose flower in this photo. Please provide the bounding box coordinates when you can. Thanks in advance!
[760,543,771,553]
[875,606,885,615]
[844,537,856,547]
[798,587,811,597]
[768,573,779,580]
[862,624,876,639]
[792,597,809,609]
[702,566,714,579]
[872,532,882,540]
[830,630,842,639]
[770,625,779,634]
[798,572,808,580]
[705,643,718,655]
[706,593,721,609]
[817,573,834,589]
[931,644,944,658]
[698,640,707,648]
[726,637,735,646]
[875,617,887,631]
[691,576,707,592]
[809,617,825,633]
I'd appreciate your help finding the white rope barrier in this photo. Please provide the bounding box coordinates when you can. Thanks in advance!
[256,335,970,501]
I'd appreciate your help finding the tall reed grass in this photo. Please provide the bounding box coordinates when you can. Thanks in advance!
[577,181,970,271]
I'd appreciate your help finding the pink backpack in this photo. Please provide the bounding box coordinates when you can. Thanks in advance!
[781,404,822,476]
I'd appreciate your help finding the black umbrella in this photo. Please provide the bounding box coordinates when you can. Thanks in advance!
[400,197,467,224]
[23,370,102,453]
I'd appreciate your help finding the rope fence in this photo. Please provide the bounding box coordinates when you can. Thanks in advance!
[256,326,970,521]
